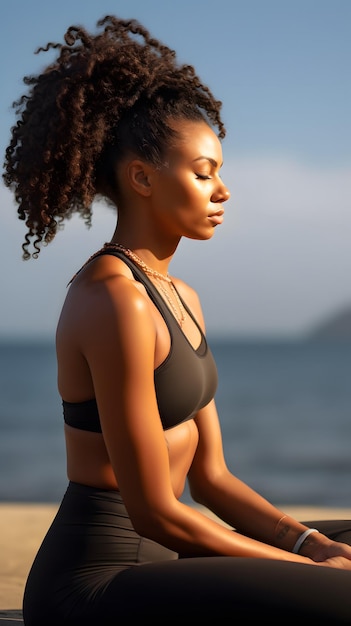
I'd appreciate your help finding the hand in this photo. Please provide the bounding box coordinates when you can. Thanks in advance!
[310,538,351,565]
[317,555,351,570]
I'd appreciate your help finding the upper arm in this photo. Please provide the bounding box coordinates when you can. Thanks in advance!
[188,399,230,506]
[78,275,176,526]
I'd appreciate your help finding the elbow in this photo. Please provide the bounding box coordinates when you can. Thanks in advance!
[130,514,155,539]
[188,472,221,511]
[128,505,175,545]
[190,492,209,510]
[188,482,208,508]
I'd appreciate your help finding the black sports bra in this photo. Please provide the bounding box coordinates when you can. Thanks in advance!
[63,249,218,432]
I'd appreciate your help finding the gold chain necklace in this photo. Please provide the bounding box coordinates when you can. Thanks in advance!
[104,243,186,327]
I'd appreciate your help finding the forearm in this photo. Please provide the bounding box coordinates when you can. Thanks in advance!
[190,471,310,552]
[141,499,313,563]
[189,480,351,566]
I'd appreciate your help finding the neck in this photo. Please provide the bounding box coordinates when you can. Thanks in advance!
[105,243,171,281]
[109,237,176,275]
[105,242,186,327]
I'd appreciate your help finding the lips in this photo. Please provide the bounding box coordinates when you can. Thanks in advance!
[208,209,224,225]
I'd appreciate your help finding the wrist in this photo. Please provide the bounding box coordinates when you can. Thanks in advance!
[298,530,331,561]
[274,515,309,552]
[292,528,320,554]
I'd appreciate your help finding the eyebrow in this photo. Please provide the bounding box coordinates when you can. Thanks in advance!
[192,156,222,167]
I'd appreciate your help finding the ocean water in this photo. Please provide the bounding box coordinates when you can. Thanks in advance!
[1,338,351,507]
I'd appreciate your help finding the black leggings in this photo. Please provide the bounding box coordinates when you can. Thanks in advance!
[23,482,351,624]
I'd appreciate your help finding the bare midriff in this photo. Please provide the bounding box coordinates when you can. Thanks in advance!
[64,417,199,499]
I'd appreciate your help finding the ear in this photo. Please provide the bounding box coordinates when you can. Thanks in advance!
[126,159,154,197]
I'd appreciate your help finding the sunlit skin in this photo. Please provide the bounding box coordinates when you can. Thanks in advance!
[60,119,229,498]
[6,14,351,623]
[56,119,351,567]
[143,119,229,242]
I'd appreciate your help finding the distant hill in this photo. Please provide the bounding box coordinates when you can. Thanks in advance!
[308,306,351,339]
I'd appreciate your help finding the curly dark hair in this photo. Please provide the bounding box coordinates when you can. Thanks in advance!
[3,15,226,259]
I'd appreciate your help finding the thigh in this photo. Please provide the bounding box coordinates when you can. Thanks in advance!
[303,520,351,545]
[92,556,351,624]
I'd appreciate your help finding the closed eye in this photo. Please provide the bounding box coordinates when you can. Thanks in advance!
[196,174,211,180]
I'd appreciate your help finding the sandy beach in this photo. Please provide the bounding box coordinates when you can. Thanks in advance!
[1,503,351,625]
[0,504,58,625]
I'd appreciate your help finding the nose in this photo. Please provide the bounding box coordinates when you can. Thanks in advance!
[212,180,231,203]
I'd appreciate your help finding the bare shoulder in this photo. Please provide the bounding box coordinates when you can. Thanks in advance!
[56,255,157,402]
[57,254,155,343]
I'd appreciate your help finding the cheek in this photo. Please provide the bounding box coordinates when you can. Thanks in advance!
[153,181,184,211]
[154,170,207,216]
[168,178,204,208]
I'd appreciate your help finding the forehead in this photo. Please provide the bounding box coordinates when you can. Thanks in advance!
[167,119,223,163]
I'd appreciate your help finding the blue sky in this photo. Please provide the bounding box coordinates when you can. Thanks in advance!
[1,0,350,338]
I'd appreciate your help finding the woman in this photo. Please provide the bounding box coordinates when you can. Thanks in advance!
[4,15,351,624]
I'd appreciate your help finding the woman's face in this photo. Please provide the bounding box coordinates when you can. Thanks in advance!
[149,119,231,241]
